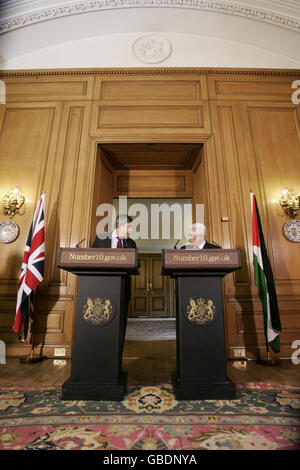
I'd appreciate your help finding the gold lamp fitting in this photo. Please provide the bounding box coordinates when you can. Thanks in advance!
[280,188,300,219]
[2,187,25,218]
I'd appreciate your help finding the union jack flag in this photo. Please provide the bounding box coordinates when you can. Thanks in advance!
[13,194,45,341]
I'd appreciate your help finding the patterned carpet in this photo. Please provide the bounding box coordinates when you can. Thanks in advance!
[0,383,299,450]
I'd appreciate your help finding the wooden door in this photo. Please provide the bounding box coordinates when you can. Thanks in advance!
[129,254,175,318]
[129,256,150,317]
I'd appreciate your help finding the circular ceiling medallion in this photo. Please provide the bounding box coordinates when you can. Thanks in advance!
[283,219,300,243]
[0,220,19,243]
[132,35,172,64]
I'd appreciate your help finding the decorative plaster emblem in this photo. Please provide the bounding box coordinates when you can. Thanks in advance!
[0,1,299,34]
[132,35,172,64]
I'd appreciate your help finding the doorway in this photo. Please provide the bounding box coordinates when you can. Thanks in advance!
[90,141,209,318]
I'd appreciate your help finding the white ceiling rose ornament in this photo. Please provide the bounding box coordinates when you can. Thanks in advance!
[132,35,172,64]
[1,0,300,34]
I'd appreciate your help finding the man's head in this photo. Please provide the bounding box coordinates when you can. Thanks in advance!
[115,214,133,238]
[187,223,206,246]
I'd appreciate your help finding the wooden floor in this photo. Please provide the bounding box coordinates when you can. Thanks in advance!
[1,340,299,387]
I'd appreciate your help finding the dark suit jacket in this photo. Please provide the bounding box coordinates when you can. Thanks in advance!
[92,233,137,249]
[181,241,221,249]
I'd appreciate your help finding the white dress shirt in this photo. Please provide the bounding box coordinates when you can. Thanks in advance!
[111,230,123,248]
[188,240,206,250]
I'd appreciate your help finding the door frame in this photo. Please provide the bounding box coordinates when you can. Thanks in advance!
[86,135,220,246]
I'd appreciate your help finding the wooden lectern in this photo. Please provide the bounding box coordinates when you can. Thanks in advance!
[162,249,241,400]
[58,247,139,401]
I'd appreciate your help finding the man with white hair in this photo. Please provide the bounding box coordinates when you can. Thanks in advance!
[181,223,221,249]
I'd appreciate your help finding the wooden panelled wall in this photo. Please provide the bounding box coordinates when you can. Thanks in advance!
[0,68,299,359]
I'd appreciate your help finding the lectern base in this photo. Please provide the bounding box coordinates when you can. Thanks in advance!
[61,373,127,401]
[172,373,236,400]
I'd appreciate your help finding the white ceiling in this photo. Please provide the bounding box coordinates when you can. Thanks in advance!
[1,0,300,32]
[0,0,299,69]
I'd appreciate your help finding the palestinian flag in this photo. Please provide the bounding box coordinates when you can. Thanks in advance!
[251,193,281,353]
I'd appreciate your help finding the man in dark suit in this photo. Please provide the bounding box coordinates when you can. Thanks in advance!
[92,214,138,349]
[92,214,136,250]
[181,223,221,249]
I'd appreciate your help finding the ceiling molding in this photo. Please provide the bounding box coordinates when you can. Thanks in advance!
[0,0,299,34]
[1,67,300,78]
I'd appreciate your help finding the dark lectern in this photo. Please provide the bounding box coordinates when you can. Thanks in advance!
[58,247,139,401]
[162,249,241,400]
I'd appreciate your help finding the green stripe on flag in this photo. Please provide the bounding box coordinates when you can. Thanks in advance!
[253,253,269,348]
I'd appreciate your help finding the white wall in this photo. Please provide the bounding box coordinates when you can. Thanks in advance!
[2,32,300,69]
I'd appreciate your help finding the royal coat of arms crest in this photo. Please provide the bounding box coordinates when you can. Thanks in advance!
[83,297,115,327]
[185,297,216,326]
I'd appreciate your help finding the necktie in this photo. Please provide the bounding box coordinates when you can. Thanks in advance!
[117,237,122,248]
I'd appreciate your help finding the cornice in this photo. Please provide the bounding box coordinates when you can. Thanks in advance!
[0,1,299,34]
[1,67,300,78]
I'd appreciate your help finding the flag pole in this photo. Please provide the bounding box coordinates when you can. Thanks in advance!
[259,351,280,366]
[19,295,44,364]
[258,333,280,366]
[20,330,44,364]
[257,300,281,366]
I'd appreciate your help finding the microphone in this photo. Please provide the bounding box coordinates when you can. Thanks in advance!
[174,240,180,249]
[212,240,222,248]
[75,238,85,248]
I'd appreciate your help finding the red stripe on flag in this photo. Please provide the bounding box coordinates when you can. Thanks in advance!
[252,194,260,248]
[22,250,30,264]
[29,227,44,256]
[12,308,23,333]
[25,269,41,291]
[18,273,25,288]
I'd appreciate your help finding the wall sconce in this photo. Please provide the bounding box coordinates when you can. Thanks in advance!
[2,187,25,218]
[280,188,300,219]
